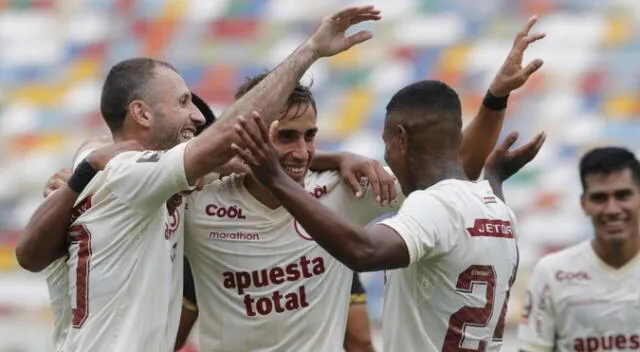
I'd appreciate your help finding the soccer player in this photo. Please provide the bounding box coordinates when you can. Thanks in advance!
[230,79,545,352]
[182,17,544,351]
[16,6,382,351]
[518,147,640,352]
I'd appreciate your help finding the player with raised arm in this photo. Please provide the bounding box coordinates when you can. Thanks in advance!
[183,17,545,352]
[518,147,640,352]
[230,81,545,352]
[15,6,384,351]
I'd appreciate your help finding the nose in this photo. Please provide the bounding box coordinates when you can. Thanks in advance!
[604,198,623,216]
[191,108,206,127]
[290,139,310,162]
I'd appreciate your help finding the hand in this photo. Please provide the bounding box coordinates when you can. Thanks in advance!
[85,140,144,171]
[216,156,252,178]
[484,131,546,182]
[339,152,396,206]
[230,112,288,187]
[43,167,72,198]
[306,5,381,58]
[166,194,183,215]
[489,16,546,97]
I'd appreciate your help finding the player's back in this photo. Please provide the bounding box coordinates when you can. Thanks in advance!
[61,145,191,352]
[381,179,519,352]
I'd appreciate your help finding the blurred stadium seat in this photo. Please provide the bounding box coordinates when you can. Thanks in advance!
[1,0,639,350]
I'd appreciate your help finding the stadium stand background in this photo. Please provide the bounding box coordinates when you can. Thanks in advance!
[1,0,639,350]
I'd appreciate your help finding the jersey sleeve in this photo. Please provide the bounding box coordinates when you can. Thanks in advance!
[105,142,193,213]
[349,272,367,305]
[517,260,556,352]
[378,190,455,264]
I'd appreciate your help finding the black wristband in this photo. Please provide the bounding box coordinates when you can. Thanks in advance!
[67,160,98,194]
[483,90,509,111]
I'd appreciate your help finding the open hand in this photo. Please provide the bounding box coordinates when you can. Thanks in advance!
[231,112,287,187]
[489,16,546,97]
[306,5,381,58]
[484,131,546,182]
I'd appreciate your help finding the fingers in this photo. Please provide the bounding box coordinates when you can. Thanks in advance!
[514,16,539,44]
[231,143,257,166]
[251,111,271,143]
[331,5,379,21]
[499,131,520,151]
[234,116,261,152]
[373,163,396,206]
[519,58,544,80]
[365,167,382,205]
[343,172,364,198]
[269,120,279,145]
[346,30,374,48]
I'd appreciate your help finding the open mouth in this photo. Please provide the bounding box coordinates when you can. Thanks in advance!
[284,166,306,178]
[601,219,626,233]
[181,129,195,140]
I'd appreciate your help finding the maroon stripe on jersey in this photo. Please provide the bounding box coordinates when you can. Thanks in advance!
[70,194,93,224]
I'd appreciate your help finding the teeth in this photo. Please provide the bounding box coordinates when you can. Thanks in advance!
[286,167,304,174]
[181,131,194,139]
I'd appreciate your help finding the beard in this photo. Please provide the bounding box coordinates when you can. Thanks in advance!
[148,123,182,150]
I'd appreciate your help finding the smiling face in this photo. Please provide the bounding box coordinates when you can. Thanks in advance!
[581,168,640,246]
[271,103,318,185]
[145,66,205,149]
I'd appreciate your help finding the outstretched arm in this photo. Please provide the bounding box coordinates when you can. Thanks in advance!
[16,140,141,272]
[460,16,545,179]
[230,113,544,272]
[183,5,381,185]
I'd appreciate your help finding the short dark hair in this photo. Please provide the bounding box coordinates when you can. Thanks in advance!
[191,92,216,135]
[234,72,317,119]
[386,80,461,127]
[100,58,176,133]
[579,147,640,190]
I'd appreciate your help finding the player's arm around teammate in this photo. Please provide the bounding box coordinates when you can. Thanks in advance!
[15,140,142,271]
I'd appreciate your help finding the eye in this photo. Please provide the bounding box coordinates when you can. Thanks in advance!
[304,130,317,142]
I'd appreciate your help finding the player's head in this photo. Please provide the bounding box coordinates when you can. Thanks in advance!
[382,80,462,195]
[579,147,640,245]
[235,72,318,185]
[100,57,205,150]
[192,92,216,135]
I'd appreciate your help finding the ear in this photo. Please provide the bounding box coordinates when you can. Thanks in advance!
[580,193,588,214]
[397,124,408,154]
[128,100,153,129]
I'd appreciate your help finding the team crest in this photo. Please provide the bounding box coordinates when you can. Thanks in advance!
[137,151,164,163]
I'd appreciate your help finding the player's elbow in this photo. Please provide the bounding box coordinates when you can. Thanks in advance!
[345,247,377,273]
[15,244,47,272]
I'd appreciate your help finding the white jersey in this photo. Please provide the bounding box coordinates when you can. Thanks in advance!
[43,150,94,351]
[61,142,191,352]
[184,171,402,352]
[518,241,640,352]
[44,258,71,351]
[380,179,519,352]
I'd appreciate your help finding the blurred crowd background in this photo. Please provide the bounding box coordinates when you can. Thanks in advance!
[2,0,639,350]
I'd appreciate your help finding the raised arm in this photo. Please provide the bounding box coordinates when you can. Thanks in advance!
[183,5,381,185]
[460,16,545,179]
[15,140,141,272]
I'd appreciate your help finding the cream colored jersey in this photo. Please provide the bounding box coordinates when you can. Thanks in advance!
[184,171,402,352]
[44,258,71,351]
[518,241,640,352]
[380,179,519,352]
[61,142,191,352]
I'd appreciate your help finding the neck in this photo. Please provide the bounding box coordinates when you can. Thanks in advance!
[244,175,283,209]
[409,154,468,191]
[591,234,640,269]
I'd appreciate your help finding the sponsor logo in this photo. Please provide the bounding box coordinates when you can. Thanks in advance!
[205,204,247,219]
[209,231,260,241]
[222,256,326,316]
[466,219,514,238]
[555,270,591,282]
[573,334,640,351]
[136,151,164,163]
